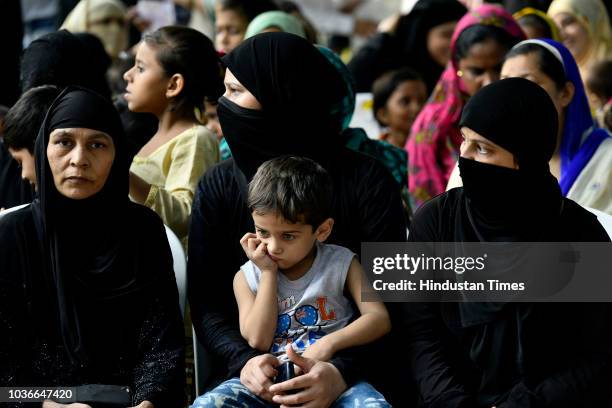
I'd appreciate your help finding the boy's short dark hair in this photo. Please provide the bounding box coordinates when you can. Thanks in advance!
[372,67,424,127]
[248,156,333,229]
[3,85,61,153]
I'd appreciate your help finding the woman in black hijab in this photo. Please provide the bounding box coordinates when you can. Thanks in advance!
[347,0,467,94]
[20,30,112,99]
[399,78,612,407]
[187,32,407,406]
[0,87,184,407]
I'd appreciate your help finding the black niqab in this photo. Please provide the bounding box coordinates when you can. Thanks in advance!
[458,77,562,241]
[217,32,347,180]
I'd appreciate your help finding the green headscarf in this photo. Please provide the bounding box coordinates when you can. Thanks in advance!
[245,11,306,40]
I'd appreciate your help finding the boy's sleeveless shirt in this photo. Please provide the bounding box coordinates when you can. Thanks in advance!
[241,242,355,356]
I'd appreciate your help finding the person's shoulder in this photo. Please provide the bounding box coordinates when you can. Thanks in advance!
[199,158,236,187]
[0,204,33,230]
[190,125,218,145]
[319,242,355,258]
[409,188,462,240]
[0,204,34,252]
[175,125,217,147]
[415,188,462,218]
[338,147,393,177]
[126,201,164,230]
[193,159,238,204]
[559,198,611,242]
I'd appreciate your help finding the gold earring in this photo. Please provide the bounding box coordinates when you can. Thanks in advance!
[456,70,464,78]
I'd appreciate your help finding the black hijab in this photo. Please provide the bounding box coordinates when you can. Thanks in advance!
[394,0,467,92]
[457,77,562,241]
[20,30,111,99]
[32,86,136,366]
[217,32,346,180]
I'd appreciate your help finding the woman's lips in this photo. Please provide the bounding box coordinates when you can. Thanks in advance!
[65,176,92,184]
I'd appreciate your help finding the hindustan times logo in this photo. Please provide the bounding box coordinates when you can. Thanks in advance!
[372,253,488,275]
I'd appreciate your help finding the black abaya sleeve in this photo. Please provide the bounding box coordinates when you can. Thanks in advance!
[187,163,262,381]
[0,211,31,386]
[399,197,477,407]
[497,207,612,407]
[131,212,186,408]
[498,303,612,407]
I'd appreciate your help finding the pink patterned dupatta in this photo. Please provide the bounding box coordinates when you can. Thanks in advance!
[406,4,525,209]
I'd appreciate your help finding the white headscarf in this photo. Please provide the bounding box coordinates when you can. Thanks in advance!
[61,0,128,59]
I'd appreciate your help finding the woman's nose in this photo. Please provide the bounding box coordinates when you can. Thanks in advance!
[459,141,473,159]
[70,145,90,168]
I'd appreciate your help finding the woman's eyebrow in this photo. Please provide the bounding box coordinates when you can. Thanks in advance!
[474,138,495,147]
[86,132,112,140]
[224,80,243,89]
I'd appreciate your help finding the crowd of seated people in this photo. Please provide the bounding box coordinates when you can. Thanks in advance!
[1,1,611,407]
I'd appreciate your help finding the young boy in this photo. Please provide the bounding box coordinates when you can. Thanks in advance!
[233,155,391,369]
[3,85,61,190]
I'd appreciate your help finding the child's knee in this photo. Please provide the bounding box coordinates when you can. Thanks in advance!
[191,378,264,408]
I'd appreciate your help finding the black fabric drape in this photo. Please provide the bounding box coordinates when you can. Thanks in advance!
[20,30,111,99]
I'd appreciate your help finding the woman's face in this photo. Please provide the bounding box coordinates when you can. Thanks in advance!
[501,53,573,115]
[223,69,262,110]
[215,7,249,53]
[47,128,115,199]
[457,38,508,97]
[427,21,457,67]
[123,42,170,115]
[552,12,590,62]
[460,126,517,169]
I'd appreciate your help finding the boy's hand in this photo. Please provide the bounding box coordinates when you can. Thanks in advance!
[240,354,279,402]
[240,232,278,273]
[301,336,335,362]
[270,345,347,408]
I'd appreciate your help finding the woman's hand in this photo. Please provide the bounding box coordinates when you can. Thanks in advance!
[240,353,280,402]
[240,233,278,273]
[270,346,347,408]
[129,400,154,408]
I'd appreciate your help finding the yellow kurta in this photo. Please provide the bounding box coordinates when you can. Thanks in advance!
[130,125,219,242]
